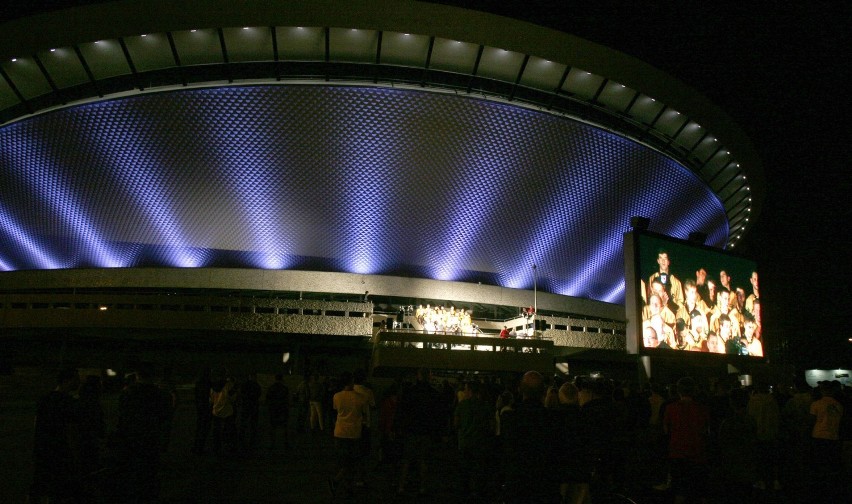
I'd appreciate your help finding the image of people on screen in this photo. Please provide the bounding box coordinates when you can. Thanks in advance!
[640,246,762,356]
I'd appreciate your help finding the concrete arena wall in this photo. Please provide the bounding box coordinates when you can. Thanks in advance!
[0,268,625,321]
[0,293,374,336]
[0,269,627,353]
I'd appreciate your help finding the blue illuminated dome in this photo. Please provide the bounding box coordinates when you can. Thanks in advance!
[0,85,726,302]
[0,0,762,305]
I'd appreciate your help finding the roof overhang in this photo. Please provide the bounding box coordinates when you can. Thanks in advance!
[0,0,763,244]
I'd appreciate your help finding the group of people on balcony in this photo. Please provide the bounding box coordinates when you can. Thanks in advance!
[414,304,477,335]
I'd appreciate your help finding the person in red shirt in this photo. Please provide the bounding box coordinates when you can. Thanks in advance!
[663,377,709,504]
[498,326,511,351]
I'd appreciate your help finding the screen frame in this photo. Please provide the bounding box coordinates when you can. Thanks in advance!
[624,230,764,361]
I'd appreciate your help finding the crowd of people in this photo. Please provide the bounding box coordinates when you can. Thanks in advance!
[280,367,851,503]
[27,363,850,504]
[30,363,176,503]
[336,368,850,503]
[642,249,763,356]
[28,364,288,503]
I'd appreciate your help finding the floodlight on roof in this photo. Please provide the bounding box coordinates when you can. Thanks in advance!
[630,216,650,231]
[688,231,707,245]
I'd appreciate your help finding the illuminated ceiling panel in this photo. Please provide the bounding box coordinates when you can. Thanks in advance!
[222,27,274,63]
[329,28,378,63]
[78,40,131,80]
[0,78,17,109]
[125,34,174,73]
[628,95,664,125]
[37,48,90,89]
[277,27,324,61]
[597,82,634,112]
[380,32,430,67]
[477,48,524,82]
[430,39,478,74]
[655,109,688,137]
[0,85,727,303]
[673,121,704,151]
[518,57,565,92]
[172,29,223,66]
[562,69,603,100]
[1,58,52,100]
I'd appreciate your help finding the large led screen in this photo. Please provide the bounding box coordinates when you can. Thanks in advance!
[624,232,763,357]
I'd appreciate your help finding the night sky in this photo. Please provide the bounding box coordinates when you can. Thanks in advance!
[454,1,852,370]
[2,1,850,369]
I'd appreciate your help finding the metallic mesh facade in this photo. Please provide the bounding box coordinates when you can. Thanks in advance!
[0,85,728,302]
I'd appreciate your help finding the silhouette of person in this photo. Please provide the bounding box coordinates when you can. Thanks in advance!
[115,362,173,503]
[191,367,213,455]
[501,371,569,503]
[239,373,262,451]
[78,374,106,477]
[30,367,81,503]
[266,373,290,450]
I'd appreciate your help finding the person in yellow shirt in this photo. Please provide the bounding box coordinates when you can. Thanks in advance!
[688,313,709,351]
[643,290,676,328]
[744,271,760,317]
[809,381,844,482]
[648,250,683,307]
[719,270,733,295]
[742,316,763,357]
[676,280,710,323]
[644,316,675,349]
[709,288,742,339]
[675,319,702,351]
[329,371,368,497]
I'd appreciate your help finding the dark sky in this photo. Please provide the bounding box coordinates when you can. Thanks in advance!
[3,1,851,368]
[440,2,852,368]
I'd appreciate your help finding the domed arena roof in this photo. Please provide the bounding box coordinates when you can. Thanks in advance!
[0,0,762,304]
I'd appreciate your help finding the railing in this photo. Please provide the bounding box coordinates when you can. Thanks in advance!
[373,331,553,353]
[371,330,555,374]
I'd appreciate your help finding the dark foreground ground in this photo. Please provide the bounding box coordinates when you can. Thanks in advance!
[2,367,507,504]
[0,367,837,503]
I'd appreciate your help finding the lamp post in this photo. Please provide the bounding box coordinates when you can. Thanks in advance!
[533,264,537,315]
[533,264,537,338]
